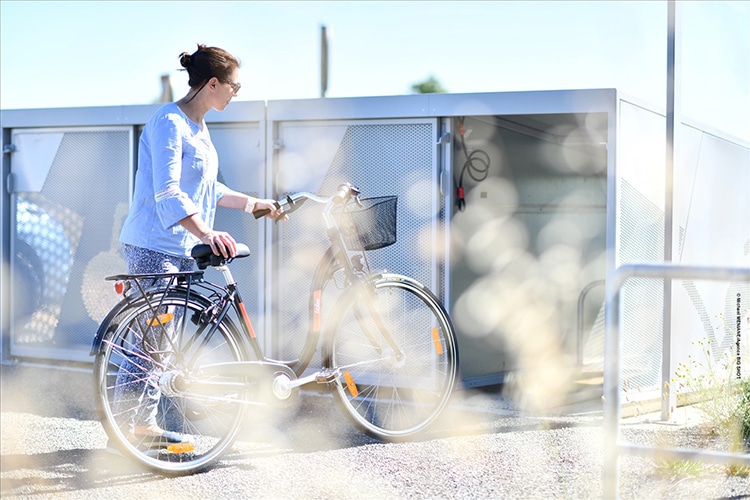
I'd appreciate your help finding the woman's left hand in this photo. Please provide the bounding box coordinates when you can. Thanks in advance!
[252,199,288,221]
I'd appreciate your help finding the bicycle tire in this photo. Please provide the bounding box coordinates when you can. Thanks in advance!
[323,273,458,441]
[93,289,249,474]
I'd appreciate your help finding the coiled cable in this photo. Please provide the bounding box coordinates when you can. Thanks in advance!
[455,117,491,211]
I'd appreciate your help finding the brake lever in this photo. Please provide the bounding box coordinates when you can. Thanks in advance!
[273,195,297,224]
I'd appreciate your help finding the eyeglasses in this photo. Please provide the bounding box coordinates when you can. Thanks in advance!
[225,80,241,93]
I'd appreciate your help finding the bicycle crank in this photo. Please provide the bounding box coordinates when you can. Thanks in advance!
[161,360,301,408]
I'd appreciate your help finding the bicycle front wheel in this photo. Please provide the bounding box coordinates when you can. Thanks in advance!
[93,290,249,474]
[324,273,458,441]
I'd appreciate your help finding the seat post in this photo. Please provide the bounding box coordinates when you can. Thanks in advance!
[215,264,236,286]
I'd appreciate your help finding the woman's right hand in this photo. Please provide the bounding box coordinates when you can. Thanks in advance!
[179,214,237,258]
[199,230,237,258]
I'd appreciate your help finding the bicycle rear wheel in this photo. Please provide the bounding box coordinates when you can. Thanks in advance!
[324,273,458,441]
[93,290,248,474]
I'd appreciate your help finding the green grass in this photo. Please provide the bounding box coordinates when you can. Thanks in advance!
[671,339,750,475]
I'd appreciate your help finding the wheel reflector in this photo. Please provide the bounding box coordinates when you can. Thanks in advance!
[166,443,195,454]
[431,327,444,355]
[343,371,359,398]
[148,312,174,326]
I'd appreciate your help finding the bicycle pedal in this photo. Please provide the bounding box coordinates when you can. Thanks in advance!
[315,370,339,384]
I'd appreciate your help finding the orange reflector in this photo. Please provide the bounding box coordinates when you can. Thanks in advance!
[431,327,444,355]
[148,313,174,326]
[343,371,359,398]
[166,442,195,454]
[114,281,125,295]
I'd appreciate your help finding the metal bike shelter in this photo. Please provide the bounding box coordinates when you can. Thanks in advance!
[2,90,748,392]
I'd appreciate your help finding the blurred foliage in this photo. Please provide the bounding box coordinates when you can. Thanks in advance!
[672,338,750,473]
[410,75,447,94]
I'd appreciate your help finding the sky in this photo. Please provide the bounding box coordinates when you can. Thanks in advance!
[1,0,748,142]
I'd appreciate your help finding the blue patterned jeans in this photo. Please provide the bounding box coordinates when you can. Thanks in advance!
[113,244,193,433]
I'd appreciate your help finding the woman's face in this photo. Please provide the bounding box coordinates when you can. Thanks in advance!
[213,67,240,111]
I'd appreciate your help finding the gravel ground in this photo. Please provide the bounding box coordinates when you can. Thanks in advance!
[1,363,749,499]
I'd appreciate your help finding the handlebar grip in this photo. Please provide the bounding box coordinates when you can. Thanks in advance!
[252,200,281,219]
[335,185,350,201]
[333,182,360,203]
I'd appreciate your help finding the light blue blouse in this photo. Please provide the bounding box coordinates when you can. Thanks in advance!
[120,103,229,257]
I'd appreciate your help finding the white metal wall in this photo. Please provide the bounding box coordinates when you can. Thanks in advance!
[616,97,750,393]
[670,123,750,379]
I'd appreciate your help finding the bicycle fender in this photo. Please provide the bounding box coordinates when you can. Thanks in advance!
[89,282,176,355]
[89,296,136,356]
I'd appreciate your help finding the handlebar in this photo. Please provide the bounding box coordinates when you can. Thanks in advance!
[251,183,361,222]
[334,182,361,204]
[251,200,282,220]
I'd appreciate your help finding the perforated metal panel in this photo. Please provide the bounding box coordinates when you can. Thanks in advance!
[618,179,664,391]
[615,101,668,393]
[271,120,440,362]
[203,123,266,342]
[10,128,132,360]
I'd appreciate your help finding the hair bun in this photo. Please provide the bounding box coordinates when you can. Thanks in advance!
[179,52,192,68]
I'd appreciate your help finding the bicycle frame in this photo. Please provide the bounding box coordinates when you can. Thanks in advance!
[265,190,389,371]
[267,190,394,383]
[92,184,457,472]
[92,186,393,398]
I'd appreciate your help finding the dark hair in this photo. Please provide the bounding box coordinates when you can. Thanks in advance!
[179,44,240,89]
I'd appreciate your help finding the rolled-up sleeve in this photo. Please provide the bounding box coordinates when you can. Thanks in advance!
[215,181,229,202]
[151,116,199,229]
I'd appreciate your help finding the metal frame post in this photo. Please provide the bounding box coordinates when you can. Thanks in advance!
[603,263,750,499]
[662,0,682,422]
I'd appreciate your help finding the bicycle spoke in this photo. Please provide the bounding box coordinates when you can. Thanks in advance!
[94,290,247,474]
[326,275,457,441]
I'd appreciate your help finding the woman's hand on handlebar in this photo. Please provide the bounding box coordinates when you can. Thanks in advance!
[252,199,288,221]
[251,184,362,222]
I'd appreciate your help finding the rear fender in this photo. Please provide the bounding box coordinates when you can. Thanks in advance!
[89,296,137,356]
[88,286,165,355]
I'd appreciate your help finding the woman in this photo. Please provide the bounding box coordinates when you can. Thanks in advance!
[115,44,282,446]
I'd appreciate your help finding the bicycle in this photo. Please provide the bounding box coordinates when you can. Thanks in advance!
[91,183,458,474]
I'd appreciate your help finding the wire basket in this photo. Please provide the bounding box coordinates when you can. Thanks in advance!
[333,196,398,251]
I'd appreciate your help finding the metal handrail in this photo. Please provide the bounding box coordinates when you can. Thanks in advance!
[603,263,750,499]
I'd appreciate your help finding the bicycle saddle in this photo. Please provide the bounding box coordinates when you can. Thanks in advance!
[191,243,251,270]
